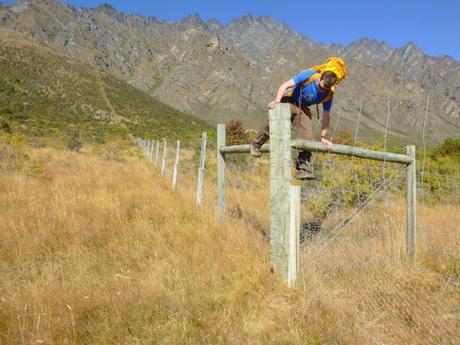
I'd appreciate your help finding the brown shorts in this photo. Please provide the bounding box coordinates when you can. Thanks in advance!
[251,96,313,146]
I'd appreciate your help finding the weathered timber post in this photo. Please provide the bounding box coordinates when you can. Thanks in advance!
[269,103,292,280]
[406,145,416,260]
[161,139,167,176]
[155,140,160,167]
[172,140,181,189]
[149,140,154,162]
[217,124,226,220]
[196,132,207,207]
[288,185,301,287]
[147,140,152,160]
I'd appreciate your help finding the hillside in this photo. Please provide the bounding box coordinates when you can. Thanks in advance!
[1,0,458,143]
[0,139,458,344]
[0,29,211,146]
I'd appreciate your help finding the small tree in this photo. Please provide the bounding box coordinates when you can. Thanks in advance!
[226,120,249,146]
[67,130,82,152]
[225,120,250,167]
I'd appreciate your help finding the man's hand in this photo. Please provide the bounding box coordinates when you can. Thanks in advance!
[321,136,333,149]
[268,79,295,109]
[268,100,279,109]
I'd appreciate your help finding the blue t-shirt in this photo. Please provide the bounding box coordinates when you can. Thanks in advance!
[291,70,333,111]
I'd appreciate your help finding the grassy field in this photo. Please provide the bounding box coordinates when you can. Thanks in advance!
[0,134,458,344]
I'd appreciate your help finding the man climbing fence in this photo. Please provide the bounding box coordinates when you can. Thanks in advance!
[250,57,347,180]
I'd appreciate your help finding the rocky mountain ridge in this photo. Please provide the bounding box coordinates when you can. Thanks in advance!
[1,0,459,143]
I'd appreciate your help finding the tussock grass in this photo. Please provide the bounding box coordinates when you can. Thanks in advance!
[0,144,458,344]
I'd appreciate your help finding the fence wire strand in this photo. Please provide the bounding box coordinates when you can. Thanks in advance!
[221,135,459,344]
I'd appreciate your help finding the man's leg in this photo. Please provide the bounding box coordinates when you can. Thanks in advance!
[250,96,296,152]
[249,118,269,157]
[250,118,269,149]
[291,105,315,179]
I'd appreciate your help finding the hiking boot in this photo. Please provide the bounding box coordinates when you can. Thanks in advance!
[295,170,316,181]
[250,143,262,157]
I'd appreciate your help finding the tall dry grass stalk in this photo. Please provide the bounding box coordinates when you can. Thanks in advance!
[0,144,458,344]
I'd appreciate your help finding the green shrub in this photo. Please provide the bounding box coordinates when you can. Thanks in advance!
[67,134,82,152]
[0,120,12,134]
[432,137,460,162]
[225,120,250,166]
[0,133,28,172]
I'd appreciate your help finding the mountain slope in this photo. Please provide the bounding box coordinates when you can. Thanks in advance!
[1,0,459,143]
[0,29,211,144]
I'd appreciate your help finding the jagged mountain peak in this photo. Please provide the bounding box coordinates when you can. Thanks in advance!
[95,3,118,14]
[222,13,303,46]
[389,41,427,69]
[206,18,222,31]
[228,14,287,31]
[229,13,258,24]
[397,41,426,58]
[341,38,394,62]
[175,13,209,31]
[180,13,203,22]
[349,37,389,49]
[0,0,458,141]
[403,41,423,53]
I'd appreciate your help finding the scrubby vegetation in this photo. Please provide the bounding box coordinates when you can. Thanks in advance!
[0,31,212,148]
[302,137,460,220]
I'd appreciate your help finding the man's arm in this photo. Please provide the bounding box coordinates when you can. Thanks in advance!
[321,110,333,148]
[268,79,295,109]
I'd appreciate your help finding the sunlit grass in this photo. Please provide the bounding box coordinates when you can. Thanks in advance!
[0,143,458,344]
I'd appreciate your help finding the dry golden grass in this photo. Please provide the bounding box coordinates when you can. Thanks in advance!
[222,155,459,345]
[299,200,459,345]
[0,144,458,344]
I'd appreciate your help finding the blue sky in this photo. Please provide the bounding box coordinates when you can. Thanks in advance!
[2,0,459,60]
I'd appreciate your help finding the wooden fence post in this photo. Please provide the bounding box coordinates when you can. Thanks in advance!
[196,132,207,207]
[150,140,155,162]
[288,185,300,287]
[217,124,226,220]
[155,140,160,167]
[161,139,167,176]
[148,140,152,160]
[269,103,292,281]
[172,141,181,189]
[406,145,416,260]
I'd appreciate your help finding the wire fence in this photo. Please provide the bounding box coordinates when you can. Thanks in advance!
[2,107,458,344]
[222,149,459,344]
